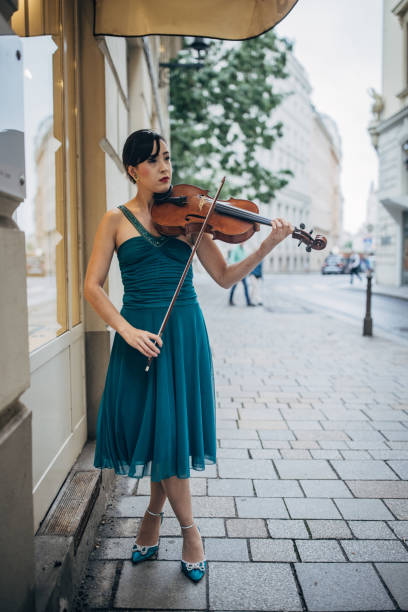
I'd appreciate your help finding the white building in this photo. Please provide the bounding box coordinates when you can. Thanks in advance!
[260,51,343,273]
[368,0,408,286]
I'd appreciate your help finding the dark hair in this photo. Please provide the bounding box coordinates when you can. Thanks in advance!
[122,129,167,184]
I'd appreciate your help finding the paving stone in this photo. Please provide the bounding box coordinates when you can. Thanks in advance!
[319,440,349,449]
[217,458,277,479]
[254,479,303,497]
[295,562,394,611]
[267,519,309,539]
[115,560,207,609]
[91,537,133,559]
[258,430,295,440]
[238,407,282,420]
[345,479,408,498]
[296,539,346,562]
[77,560,117,608]
[330,460,398,480]
[220,439,261,449]
[346,440,389,450]
[286,420,323,431]
[226,518,268,538]
[291,440,320,449]
[293,430,350,441]
[274,459,337,479]
[208,478,254,497]
[217,429,259,440]
[250,538,297,561]
[157,536,183,560]
[346,430,386,441]
[249,448,281,459]
[239,419,289,430]
[216,448,249,459]
[262,439,291,449]
[335,498,395,520]
[280,449,312,459]
[204,538,249,561]
[388,520,408,540]
[387,460,408,479]
[384,499,408,519]
[384,430,408,441]
[341,450,372,460]
[236,496,288,518]
[209,562,302,611]
[370,449,408,459]
[341,539,408,562]
[348,521,396,539]
[300,479,352,498]
[307,520,352,539]
[310,449,342,459]
[286,498,341,519]
[376,563,408,610]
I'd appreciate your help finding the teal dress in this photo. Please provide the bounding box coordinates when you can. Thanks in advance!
[93,205,217,482]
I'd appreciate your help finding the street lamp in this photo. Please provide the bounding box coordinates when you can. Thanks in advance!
[159,37,210,86]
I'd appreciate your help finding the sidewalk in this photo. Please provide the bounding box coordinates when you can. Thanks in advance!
[348,277,408,301]
[74,274,408,611]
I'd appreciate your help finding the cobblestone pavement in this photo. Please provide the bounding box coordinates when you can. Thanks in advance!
[75,273,408,611]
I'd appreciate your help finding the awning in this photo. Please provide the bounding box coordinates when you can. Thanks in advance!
[93,0,299,40]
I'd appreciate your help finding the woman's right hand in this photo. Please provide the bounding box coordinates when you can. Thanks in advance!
[121,325,163,358]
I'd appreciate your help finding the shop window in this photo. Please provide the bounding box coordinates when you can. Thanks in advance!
[15,36,68,352]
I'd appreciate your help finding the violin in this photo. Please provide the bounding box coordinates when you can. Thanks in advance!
[145,178,326,373]
[152,183,327,252]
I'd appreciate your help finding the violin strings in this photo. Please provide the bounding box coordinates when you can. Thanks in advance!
[212,201,272,226]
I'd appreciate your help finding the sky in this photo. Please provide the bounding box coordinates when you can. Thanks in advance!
[274,0,383,234]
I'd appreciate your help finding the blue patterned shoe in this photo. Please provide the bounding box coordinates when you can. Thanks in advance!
[180,522,207,582]
[131,509,164,564]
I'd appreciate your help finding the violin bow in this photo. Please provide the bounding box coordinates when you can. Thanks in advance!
[145,176,226,373]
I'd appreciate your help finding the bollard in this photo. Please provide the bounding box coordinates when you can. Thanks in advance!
[363,269,373,336]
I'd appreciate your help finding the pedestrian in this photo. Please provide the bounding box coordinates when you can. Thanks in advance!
[228,244,255,306]
[349,251,362,284]
[84,129,293,583]
[249,260,263,305]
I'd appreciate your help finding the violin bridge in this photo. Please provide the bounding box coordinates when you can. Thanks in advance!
[198,195,212,211]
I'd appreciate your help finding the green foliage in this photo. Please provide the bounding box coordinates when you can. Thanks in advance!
[169,31,294,203]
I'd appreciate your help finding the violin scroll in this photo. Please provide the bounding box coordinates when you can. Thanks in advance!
[292,223,327,252]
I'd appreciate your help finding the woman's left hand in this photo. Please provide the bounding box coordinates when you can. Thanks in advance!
[260,218,294,255]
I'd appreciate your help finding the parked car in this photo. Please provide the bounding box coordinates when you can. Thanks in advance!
[321,254,345,275]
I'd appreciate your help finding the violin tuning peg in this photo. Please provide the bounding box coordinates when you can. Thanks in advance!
[297,241,302,247]
[306,245,312,253]
[300,222,305,230]
[309,229,313,235]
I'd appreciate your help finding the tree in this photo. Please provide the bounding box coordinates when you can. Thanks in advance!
[168,31,294,204]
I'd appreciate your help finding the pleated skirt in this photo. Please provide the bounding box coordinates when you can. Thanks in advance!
[93,301,217,481]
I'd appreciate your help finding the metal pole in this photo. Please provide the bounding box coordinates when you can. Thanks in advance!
[363,269,373,336]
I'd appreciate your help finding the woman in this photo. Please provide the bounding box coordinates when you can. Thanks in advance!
[84,129,293,582]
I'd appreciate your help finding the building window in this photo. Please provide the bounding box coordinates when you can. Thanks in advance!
[15,36,68,352]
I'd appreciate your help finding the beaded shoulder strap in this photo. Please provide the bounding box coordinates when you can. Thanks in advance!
[118,205,168,247]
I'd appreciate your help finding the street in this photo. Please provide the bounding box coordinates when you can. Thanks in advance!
[75,272,408,612]
[246,273,408,343]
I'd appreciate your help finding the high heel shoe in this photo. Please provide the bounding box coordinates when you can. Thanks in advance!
[131,508,164,564]
[180,522,207,582]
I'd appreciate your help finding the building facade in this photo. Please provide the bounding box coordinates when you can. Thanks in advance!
[0,1,181,609]
[257,51,343,273]
[368,0,408,286]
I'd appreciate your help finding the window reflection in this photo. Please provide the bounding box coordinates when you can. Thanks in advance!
[14,36,66,352]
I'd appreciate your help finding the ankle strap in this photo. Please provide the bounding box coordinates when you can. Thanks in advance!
[146,509,164,517]
[180,522,194,529]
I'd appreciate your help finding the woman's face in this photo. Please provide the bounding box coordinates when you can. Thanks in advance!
[131,138,172,193]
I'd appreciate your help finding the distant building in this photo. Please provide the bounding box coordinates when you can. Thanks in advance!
[259,50,343,273]
[368,0,408,286]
